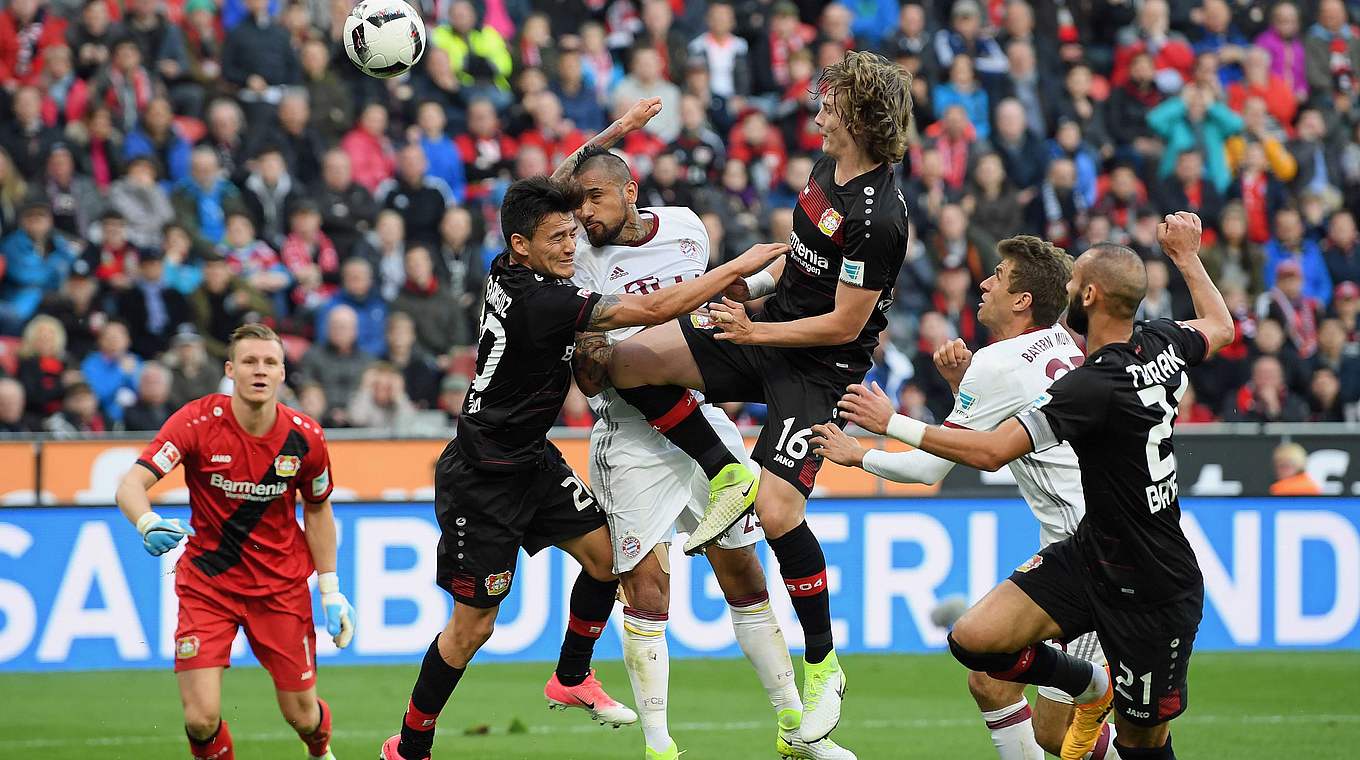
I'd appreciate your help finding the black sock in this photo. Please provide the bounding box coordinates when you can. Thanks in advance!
[978,641,1094,697]
[556,571,619,686]
[399,636,465,759]
[768,521,834,664]
[1114,736,1175,759]
[616,385,738,479]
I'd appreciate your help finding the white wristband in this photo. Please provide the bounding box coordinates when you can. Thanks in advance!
[745,270,776,298]
[886,414,927,447]
[317,571,340,595]
[136,511,162,536]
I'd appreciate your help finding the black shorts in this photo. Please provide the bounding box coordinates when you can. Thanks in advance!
[680,316,861,497]
[434,441,607,608]
[1009,537,1203,726]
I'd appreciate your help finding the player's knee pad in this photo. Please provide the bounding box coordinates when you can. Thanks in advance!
[947,631,1025,673]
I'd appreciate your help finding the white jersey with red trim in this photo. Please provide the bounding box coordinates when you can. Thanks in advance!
[946,324,1086,545]
[571,206,712,422]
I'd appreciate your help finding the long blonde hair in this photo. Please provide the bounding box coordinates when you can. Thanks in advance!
[21,315,67,359]
[0,147,27,214]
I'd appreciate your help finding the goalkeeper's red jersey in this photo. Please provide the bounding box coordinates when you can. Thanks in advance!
[137,394,334,596]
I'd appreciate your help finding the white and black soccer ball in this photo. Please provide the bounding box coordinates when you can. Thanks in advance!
[343,0,427,79]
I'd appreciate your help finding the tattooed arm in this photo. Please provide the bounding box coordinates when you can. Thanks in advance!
[573,332,614,397]
[549,97,663,182]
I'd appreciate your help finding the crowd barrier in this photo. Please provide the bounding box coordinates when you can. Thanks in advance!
[1,498,1355,672]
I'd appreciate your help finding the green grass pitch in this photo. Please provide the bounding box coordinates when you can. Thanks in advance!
[1,652,1356,758]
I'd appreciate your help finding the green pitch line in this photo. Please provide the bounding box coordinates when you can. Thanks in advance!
[1,652,1356,759]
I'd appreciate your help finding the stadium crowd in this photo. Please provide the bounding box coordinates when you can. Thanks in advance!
[1,0,1360,435]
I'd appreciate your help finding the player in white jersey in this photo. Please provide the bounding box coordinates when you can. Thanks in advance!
[812,236,1119,760]
[547,101,854,760]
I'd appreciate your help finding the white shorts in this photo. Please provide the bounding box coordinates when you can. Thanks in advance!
[589,405,762,573]
[1036,631,1107,705]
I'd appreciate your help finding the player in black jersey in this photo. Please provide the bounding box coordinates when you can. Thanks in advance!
[380,177,785,760]
[572,51,913,742]
[832,213,1233,760]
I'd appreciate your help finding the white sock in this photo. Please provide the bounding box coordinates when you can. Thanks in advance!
[979,699,1044,760]
[1086,722,1119,759]
[621,607,671,752]
[728,592,803,716]
[1074,664,1109,704]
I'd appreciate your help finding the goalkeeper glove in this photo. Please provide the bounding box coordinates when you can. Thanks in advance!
[318,572,355,649]
[136,512,194,556]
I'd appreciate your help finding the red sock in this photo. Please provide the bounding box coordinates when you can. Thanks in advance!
[187,719,234,760]
[298,697,332,757]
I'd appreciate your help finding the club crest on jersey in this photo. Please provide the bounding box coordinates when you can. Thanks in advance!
[1015,554,1044,573]
[176,635,200,659]
[817,208,844,237]
[679,238,702,261]
[152,441,181,474]
[691,313,716,329]
[274,455,301,478]
[485,570,512,596]
[621,535,642,559]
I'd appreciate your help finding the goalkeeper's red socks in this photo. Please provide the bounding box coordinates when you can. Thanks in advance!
[187,719,233,760]
[399,636,466,759]
[298,697,332,757]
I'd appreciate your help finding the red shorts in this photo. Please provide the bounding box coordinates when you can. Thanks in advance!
[173,567,317,691]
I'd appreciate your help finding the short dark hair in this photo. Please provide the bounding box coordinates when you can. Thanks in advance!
[572,144,632,185]
[228,323,284,361]
[500,176,585,245]
[996,235,1073,327]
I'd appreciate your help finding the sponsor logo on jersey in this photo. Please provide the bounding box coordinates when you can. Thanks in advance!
[608,266,629,280]
[957,390,978,415]
[274,455,301,478]
[210,473,289,502]
[817,208,844,237]
[176,635,200,659]
[312,468,331,499]
[485,570,513,596]
[1015,554,1044,573]
[210,454,232,463]
[788,231,829,273]
[839,258,865,286]
[152,441,181,474]
[620,535,642,559]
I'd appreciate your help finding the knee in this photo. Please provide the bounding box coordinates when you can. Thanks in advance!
[965,669,1010,703]
[621,566,668,613]
[948,615,991,656]
[182,707,221,740]
[1033,720,1067,756]
[948,629,1014,672]
[448,610,496,658]
[581,555,618,584]
[279,694,318,730]
[708,547,767,596]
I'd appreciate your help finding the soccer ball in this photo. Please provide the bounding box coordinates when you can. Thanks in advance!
[343,0,427,79]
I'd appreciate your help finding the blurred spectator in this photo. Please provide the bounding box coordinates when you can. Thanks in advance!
[933,264,986,348]
[456,98,517,202]
[933,54,989,141]
[1259,258,1323,359]
[553,46,605,134]
[240,145,298,248]
[300,302,372,426]
[87,36,159,136]
[189,250,271,360]
[669,93,725,186]
[639,150,696,208]
[1228,47,1297,134]
[1202,201,1266,296]
[1322,211,1360,287]
[963,152,1022,253]
[44,380,105,433]
[883,2,929,66]
[432,0,513,104]
[439,372,468,423]
[1175,381,1216,424]
[1106,52,1165,158]
[88,209,138,289]
[314,149,377,259]
[1111,0,1193,92]
[1269,442,1321,494]
[1289,108,1343,201]
[295,379,336,428]
[989,98,1047,193]
[43,142,99,240]
[413,100,467,205]
[347,361,416,430]
[1252,316,1311,394]
[752,1,813,95]
[1,198,76,334]
[367,209,406,301]
[117,249,190,358]
[341,102,397,195]
[80,319,140,424]
[713,158,763,256]
[1193,0,1248,84]
[36,256,101,357]
[222,0,299,107]
[1305,0,1360,110]
[392,244,463,357]
[165,325,221,407]
[67,0,116,80]
[1154,150,1224,238]
[299,37,350,144]
[173,145,246,247]
[1311,318,1360,404]
[201,97,249,182]
[0,376,37,432]
[614,47,682,141]
[1225,99,1296,201]
[913,311,956,421]
[122,0,191,108]
[182,0,226,105]
[382,310,441,409]
[260,90,327,187]
[0,147,27,234]
[727,110,785,192]
[1049,120,1098,207]
[933,0,1005,77]
[1026,157,1085,251]
[161,222,206,294]
[279,199,338,315]
[1255,2,1308,102]
[1136,259,1177,322]
[1091,162,1149,246]
[316,256,387,357]
[1147,83,1242,195]
[896,381,935,424]
[689,2,748,99]
[816,3,855,52]
[16,313,67,417]
[108,154,176,249]
[559,382,593,427]
[1265,207,1332,306]
[0,0,69,89]
[513,12,557,73]
[519,92,588,167]
[1223,354,1310,422]
[70,105,123,191]
[1335,281,1360,338]
[221,210,290,312]
[123,360,174,430]
[2,86,62,177]
[929,203,992,282]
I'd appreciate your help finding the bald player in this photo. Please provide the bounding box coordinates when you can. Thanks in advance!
[824,213,1232,760]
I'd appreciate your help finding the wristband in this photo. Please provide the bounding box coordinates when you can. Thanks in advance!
[136,511,162,536]
[886,414,927,447]
[746,270,776,298]
[318,571,340,594]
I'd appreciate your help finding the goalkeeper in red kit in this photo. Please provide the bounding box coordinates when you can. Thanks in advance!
[115,324,354,760]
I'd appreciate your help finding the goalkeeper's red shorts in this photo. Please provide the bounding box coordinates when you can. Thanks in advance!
[173,564,318,691]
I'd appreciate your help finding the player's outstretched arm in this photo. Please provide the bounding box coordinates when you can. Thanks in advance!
[810,421,957,484]
[708,279,879,346]
[836,383,1033,472]
[549,97,662,182]
[572,332,612,397]
[1158,211,1234,355]
[586,242,789,331]
[116,465,195,556]
[304,498,355,648]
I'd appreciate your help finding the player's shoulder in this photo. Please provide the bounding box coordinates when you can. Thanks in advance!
[645,205,704,229]
[167,393,229,428]
[277,402,330,446]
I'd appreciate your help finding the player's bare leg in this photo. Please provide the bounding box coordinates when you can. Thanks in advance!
[1110,716,1172,758]
[607,322,760,549]
[276,686,334,759]
[618,547,678,757]
[546,526,638,727]
[967,671,1044,760]
[178,667,234,760]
